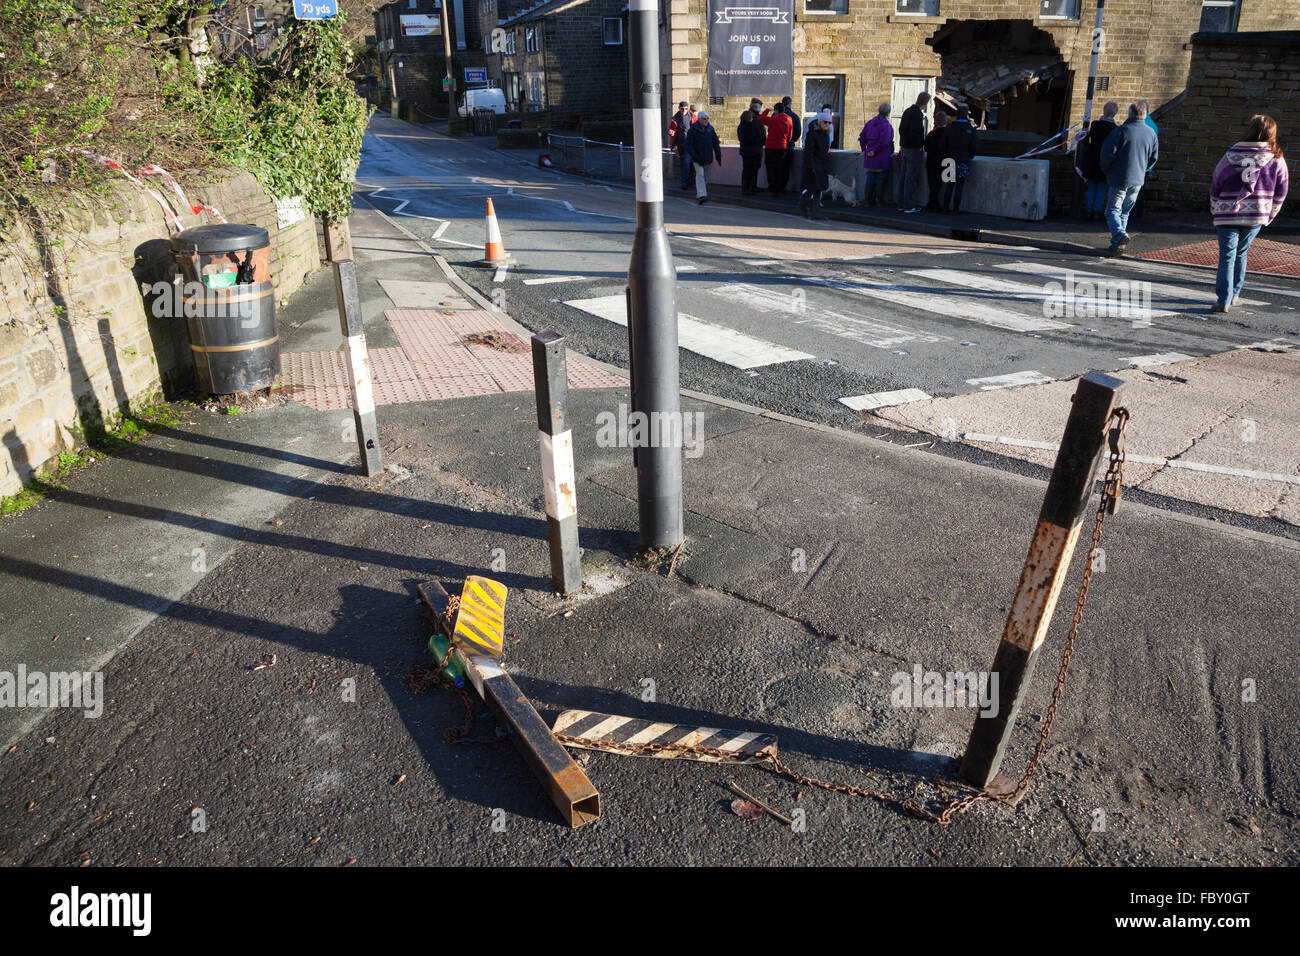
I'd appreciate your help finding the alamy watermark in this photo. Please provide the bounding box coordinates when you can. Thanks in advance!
[890,664,999,718]
[145,280,257,325]
[1041,272,1154,325]
[595,403,705,458]
[0,666,103,718]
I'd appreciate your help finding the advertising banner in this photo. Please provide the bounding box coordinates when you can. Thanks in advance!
[706,1,794,97]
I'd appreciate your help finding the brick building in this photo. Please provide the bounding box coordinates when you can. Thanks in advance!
[1153,30,1298,211]
[665,0,1300,151]
[477,0,631,123]
[374,0,487,111]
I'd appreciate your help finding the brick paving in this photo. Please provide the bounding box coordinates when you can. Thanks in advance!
[280,308,624,411]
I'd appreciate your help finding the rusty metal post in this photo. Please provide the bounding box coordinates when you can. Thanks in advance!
[531,332,582,595]
[960,371,1124,789]
[332,259,382,476]
[418,580,600,828]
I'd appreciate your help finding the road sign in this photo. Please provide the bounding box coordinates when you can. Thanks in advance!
[464,67,488,84]
[441,76,457,90]
[293,0,337,18]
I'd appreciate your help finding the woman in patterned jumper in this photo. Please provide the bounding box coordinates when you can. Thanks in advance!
[1209,115,1289,313]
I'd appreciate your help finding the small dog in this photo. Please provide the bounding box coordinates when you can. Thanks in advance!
[825,174,860,206]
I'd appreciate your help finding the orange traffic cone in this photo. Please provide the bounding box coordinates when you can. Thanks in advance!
[480,197,508,265]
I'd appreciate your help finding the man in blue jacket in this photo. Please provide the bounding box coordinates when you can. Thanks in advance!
[1099,101,1159,256]
[685,110,723,204]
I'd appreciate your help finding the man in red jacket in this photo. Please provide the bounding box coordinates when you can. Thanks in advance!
[759,106,794,195]
[668,101,698,190]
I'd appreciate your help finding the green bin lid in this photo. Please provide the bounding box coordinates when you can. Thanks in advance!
[171,223,270,256]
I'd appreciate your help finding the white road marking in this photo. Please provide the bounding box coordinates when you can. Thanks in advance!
[432,221,450,239]
[995,261,1266,307]
[563,294,815,369]
[908,267,1177,318]
[1237,338,1299,351]
[805,276,1072,333]
[523,275,586,285]
[965,370,1054,390]
[839,388,932,411]
[676,264,698,272]
[391,199,409,214]
[1128,352,1194,367]
[493,263,509,283]
[926,248,967,255]
[743,259,781,266]
[709,283,949,349]
[964,434,1300,486]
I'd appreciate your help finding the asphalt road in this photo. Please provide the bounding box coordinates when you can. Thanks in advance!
[357,115,1300,429]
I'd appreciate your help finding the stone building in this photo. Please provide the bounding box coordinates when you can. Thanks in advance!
[664,0,1300,150]
[477,0,632,123]
[374,0,487,112]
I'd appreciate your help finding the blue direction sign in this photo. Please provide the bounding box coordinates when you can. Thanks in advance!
[464,67,488,84]
[294,0,337,18]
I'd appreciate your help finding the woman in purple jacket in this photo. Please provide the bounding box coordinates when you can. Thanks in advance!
[1210,114,1289,313]
[859,103,894,206]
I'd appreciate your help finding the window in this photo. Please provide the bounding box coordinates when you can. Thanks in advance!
[525,26,540,53]
[895,0,938,15]
[805,0,848,13]
[602,17,623,45]
[1038,0,1079,18]
[1199,0,1239,32]
[408,0,416,8]
[802,74,845,149]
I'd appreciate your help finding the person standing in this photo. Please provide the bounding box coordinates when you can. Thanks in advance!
[898,92,930,213]
[737,110,766,195]
[1098,101,1159,255]
[939,106,977,214]
[759,104,794,195]
[1077,101,1119,221]
[686,110,723,204]
[778,96,801,193]
[800,109,833,219]
[924,111,950,212]
[1210,114,1289,313]
[807,102,836,146]
[859,102,894,206]
[668,101,696,191]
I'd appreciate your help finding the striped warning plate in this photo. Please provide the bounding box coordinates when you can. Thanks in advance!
[452,575,506,658]
[551,710,777,764]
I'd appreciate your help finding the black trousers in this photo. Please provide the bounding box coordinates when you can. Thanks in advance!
[765,148,787,193]
[926,161,944,208]
[741,154,762,193]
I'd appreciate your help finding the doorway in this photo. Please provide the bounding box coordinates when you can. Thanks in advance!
[890,75,935,152]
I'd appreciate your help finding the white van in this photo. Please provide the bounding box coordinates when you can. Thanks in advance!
[459,87,507,117]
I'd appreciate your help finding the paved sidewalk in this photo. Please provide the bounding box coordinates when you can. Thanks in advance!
[1,201,1297,867]
[697,181,1300,270]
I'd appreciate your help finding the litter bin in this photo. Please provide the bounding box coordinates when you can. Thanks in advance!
[170,223,279,395]
[394,97,406,120]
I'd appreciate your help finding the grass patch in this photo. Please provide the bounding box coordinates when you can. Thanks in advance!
[0,401,188,518]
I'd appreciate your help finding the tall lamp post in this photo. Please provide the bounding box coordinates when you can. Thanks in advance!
[625,0,683,549]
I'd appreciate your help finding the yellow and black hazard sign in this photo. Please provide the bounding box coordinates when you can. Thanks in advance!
[451,575,507,658]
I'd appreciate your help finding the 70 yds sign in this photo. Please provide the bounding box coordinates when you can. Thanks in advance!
[294,0,338,18]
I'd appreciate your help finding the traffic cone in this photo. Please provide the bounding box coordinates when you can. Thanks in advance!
[480,197,508,265]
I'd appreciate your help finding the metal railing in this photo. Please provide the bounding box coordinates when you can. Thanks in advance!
[545,133,674,183]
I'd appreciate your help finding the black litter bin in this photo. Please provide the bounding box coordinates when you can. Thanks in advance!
[170,223,279,395]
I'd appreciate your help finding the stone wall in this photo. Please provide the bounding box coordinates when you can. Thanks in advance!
[666,1,1300,149]
[1149,30,1299,211]
[0,169,320,497]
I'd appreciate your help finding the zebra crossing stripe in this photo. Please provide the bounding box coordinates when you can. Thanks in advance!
[966,370,1053,390]
[551,710,778,763]
[805,276,1071,333]
[994,261,1267,307]
[907,267,1178,318]
[451,575,507,658]
[563,294,814,369]
[1128,352,1194,367]
[839,388,931,411]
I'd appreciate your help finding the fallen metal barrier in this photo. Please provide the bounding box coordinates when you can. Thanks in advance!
[417,578,600,828]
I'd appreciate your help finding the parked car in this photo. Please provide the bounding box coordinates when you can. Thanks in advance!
[458,87,507,118]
